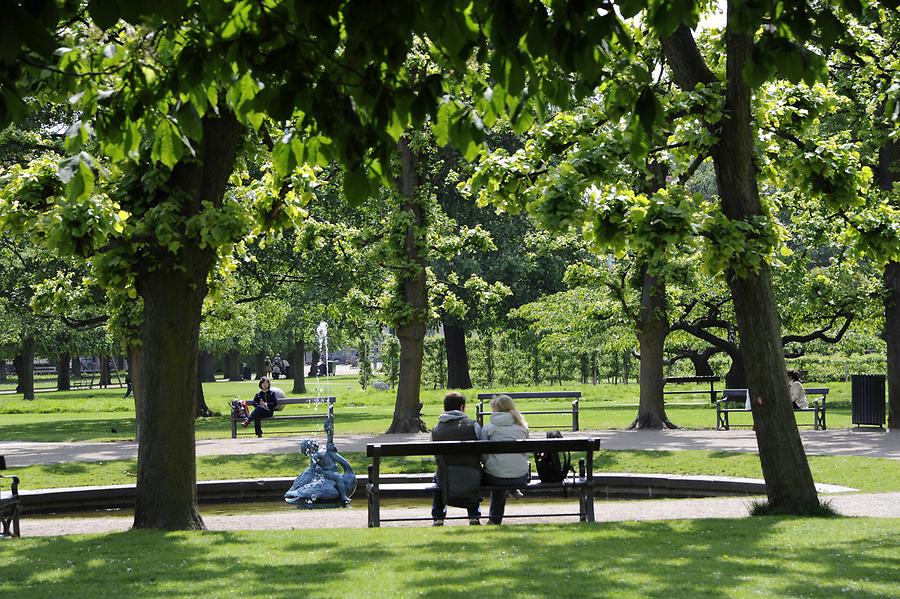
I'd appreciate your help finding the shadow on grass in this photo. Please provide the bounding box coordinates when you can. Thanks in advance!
[3,519,898,598]
[0,417,138,442]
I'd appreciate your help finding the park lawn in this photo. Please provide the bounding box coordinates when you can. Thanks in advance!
[8,450,900,493]
[0,379,860,442]
[1,518,899,598]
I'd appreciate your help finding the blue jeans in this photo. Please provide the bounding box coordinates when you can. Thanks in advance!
[246,406,273,436]
[431,474,481,521]
[482,472,529,524]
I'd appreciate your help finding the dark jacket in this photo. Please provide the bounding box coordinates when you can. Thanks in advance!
[253,389,278,412]
[432,411,482,508]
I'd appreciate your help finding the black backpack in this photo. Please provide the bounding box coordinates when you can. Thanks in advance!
[533,431,573,483]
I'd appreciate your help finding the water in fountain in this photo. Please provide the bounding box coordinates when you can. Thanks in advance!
[315,321,329,407]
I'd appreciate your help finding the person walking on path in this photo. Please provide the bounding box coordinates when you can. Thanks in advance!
[480,394,529,524]
[243,377,279,437]
[431,392,482,526]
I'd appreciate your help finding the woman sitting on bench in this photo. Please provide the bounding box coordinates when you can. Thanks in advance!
[243,376,278,437]
[480,394,529,525]
[788,370,808,410]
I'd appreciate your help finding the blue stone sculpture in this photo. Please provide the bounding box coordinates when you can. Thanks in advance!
[284,415,357,508]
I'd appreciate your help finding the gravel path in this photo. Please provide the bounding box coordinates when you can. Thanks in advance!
[17,491,900,537]
[3,428,899,467]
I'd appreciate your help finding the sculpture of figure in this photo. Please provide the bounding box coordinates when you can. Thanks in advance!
[284,416,357,508]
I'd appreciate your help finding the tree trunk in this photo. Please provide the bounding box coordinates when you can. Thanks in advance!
[388,137,428,434]
[485,334,495,387]
[629,269,676,429]
[532,343,540,385]
[308,349,320,378]
[98,353,111,387]
[591,352,597,385]
[292,338,306,394]
[225,350,242,381]
[71,356,81,379]
[443,320,472,389]
[0,360,5,383]
[663,15,819,513]
[132,108,242,530]
[725,352,747,388]
[886,262,900,431]
[196,351,213,417]
[57,354,71,391]
[879,134,900,430]
[198,351,216,383]
[13,354,22,392]
[128,343,143,443]
[689,352,716,377]
[20,338,34,400]
[255,351,266,380]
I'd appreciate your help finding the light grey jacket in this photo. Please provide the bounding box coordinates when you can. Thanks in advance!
[480,411,529,478]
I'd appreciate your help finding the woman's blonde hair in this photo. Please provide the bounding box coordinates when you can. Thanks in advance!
[491,394,527,427]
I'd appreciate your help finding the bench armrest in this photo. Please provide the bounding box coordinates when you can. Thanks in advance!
[0,474,19,496]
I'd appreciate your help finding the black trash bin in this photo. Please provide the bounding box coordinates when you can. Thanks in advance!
[851,374,886,427]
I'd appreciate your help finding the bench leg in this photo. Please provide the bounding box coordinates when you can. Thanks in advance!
[367,463,380,528]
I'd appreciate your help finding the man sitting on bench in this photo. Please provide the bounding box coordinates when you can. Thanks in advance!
[431,392,482,526]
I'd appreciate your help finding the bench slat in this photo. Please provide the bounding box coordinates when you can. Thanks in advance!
[476,392,581,399]
[367,438,600,457]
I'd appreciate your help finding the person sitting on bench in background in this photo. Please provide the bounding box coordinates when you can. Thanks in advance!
[788,370,808,410]
[431,392,482,526]
[480,394,529,524]
[244,376,278,437]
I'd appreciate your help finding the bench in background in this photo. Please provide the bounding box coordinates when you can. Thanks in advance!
[476,391,581,431]
[0,474,20,537]
[663,375,721,405]
[716,387,829,430]
[230,396,335,439]
[366,437,600,527]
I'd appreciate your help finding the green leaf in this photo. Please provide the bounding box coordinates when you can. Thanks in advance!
[343,167,371,206]
[174,103,203,141]
[272,136,297,179]
[151,120,180,169]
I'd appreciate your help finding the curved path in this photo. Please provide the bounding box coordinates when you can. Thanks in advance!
[19,491,900,537]
[2,428,899,468]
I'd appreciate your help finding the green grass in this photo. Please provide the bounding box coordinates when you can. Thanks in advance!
[1,519,899,597]
[8,450,900,493]
[0,378,863,442]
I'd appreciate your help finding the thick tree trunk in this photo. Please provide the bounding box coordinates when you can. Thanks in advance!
[689,352,716,377]
[71,356,81,379]
[308,349,320,378]
[255,351,266,380]
[132,109,242,530]
[20,338,34,400]
[629,269,676,429]
[725,353,747,389]
[57,354,71,391]
[443,320,472,389]
[388,137,428,433]
[225,350,242,381]
[198,351,216,383]
[292,338,306,394]
[99,353,111,387]
[663,14,818,513]
[13,354,22,392]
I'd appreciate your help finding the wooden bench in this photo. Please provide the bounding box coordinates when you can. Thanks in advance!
[663,375,721,404]
[476,391,581,431]
[0,474,20,537]
[716,387,829,430]
[230,396,335,438]
[366,437,600,527]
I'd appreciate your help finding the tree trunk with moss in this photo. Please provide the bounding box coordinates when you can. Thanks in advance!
[132,110,242,530]
[663,13,818,513]
[388,137,428,433]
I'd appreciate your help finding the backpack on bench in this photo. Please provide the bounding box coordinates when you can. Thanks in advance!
[534,431,573,484]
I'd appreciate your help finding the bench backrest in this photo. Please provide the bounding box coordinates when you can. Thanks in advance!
[278,396,336,405]
[664,376,720,384]
[476,391,581,400]
[721,388,829,401]
[367,438,600,457]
